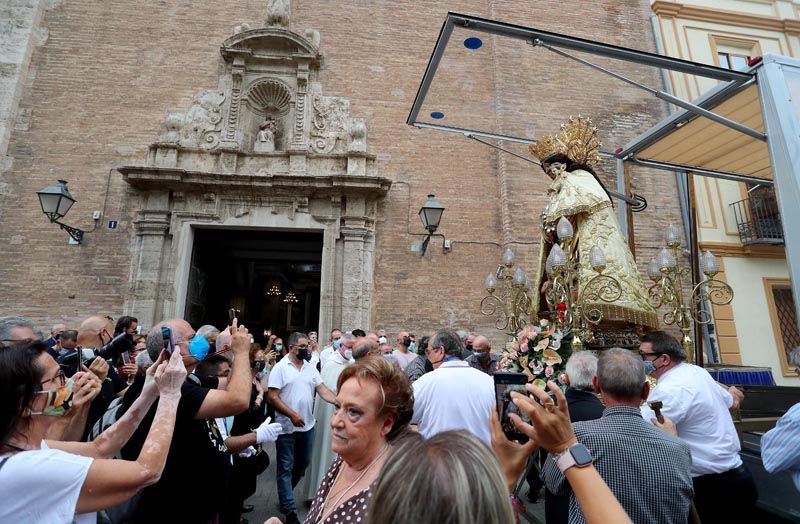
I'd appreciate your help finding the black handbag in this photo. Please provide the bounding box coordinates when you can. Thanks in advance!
[233,444,270,477]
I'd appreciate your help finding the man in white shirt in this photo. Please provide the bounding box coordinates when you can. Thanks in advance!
[639,331,756,523]
[393,330,417,370]
[267,332,337,524]
[319,328,342,369]
[411,330,495,445]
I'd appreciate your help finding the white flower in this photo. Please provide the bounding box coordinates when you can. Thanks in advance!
[539,318,549,327]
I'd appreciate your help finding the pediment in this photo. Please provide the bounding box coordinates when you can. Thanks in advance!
[221,28,321,66]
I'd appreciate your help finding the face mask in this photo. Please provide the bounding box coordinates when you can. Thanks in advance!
[208,342,216,354]
[378,337,388,345]
[643,359,657,376]
[31,378,74,417]
[275,344,283,351]
[188,335,211,361]
[344,349,353,360]
[477,351,490,362]
[384,353,395,362]
[332,339,341,350]
[254,360,266,373]
[297,347,311,362]
[408,342,416,351]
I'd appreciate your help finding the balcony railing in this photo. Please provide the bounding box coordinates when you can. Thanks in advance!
[729,196,784,245]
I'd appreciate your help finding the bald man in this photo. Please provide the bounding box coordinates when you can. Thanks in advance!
[77,315,115,350]
[464,335,500,375]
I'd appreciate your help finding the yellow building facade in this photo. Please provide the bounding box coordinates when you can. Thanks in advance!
[652,0,800,385]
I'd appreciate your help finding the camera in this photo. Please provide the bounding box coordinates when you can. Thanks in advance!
[494,372,530,443]
[95,332,134,360]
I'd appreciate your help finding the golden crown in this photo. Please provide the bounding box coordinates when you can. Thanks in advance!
[529,116,602,168]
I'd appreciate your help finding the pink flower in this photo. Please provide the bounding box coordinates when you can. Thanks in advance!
[545,366,554,377]
[512,342,520,351]
[536,338,550,351]
[519,341,529,353]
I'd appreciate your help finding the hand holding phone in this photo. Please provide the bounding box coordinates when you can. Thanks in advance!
[161,325,176,355]
[494,372,531,443]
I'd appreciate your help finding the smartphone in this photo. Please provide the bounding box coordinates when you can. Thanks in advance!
[494,372,530,443]
[161,325,175,355]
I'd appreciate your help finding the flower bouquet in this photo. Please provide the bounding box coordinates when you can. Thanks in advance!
[498,319,572,389]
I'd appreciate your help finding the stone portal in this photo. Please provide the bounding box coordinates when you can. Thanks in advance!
[119,3,389,337]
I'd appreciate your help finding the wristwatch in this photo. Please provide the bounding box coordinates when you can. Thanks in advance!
[553,443,593,473]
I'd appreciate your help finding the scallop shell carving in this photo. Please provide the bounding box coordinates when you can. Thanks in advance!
[246,80,292,116]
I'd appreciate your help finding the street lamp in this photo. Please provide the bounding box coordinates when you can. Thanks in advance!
[37,180,85,243]
[418,194,445,255]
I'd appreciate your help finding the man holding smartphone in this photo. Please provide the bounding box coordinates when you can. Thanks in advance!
[411,330,495,445]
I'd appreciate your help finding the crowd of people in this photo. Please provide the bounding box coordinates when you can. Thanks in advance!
[1,313,799,524]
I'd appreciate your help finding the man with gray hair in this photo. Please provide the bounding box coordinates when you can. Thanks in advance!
[543,348,693,524]
[411,330,495,444]
[540,352,605,519]
[639,330,754,522]
[0,316,38,344]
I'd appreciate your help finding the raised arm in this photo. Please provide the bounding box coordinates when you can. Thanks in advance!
[73,349,187,514]
[509,382,633,524]
[49,352,168,459]
[194,322,252,420]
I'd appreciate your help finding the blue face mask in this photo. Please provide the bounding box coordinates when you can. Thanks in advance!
[188,335,211,361]
[408,342,416,352]
[332,339,341,350]
[643,359,657,376]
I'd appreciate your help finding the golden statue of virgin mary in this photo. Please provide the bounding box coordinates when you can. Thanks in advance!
[530,116,658,347]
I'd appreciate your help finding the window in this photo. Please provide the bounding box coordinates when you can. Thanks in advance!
[718,52,750,71]
[765,279,800,375]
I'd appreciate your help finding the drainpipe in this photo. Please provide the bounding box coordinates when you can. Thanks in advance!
[649,14,717,363]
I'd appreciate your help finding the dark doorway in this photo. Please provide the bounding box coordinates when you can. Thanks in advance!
[184,228,323,345]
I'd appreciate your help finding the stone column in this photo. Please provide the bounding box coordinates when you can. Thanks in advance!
[340,226,369,330]
[126,192,171,328]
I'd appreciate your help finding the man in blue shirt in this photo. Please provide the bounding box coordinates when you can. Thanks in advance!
[761,348,800,491]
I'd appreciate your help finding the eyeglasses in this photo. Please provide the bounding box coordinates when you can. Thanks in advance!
[639,352,662,360]
[294,345,309,350]
[40,370,67,388]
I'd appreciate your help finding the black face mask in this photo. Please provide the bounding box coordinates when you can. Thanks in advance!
[296,348,311,362]
[208,343,217,354]
[465,344,473,351]
[254,360,266,372]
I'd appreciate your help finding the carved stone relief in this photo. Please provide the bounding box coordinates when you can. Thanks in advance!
[311,94,350,154]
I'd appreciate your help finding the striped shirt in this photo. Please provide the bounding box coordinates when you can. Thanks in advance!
[761,402,800,491]
[543,406,693,524]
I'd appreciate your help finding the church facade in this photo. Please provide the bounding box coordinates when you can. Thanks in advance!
[0,0,683,346]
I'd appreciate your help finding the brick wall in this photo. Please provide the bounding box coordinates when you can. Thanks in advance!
[0,0,683,348]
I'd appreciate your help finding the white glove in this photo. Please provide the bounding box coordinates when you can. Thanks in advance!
[255,416,283,444]
[238,446,257,458]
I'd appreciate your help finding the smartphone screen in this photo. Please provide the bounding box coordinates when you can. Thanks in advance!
[121,351,131,364]
[494,372,530,443]
[161,326,174,355]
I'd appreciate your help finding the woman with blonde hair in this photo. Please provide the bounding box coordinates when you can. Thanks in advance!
[369,430,516,524]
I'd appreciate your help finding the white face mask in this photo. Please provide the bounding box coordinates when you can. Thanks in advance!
[344,349,353,360]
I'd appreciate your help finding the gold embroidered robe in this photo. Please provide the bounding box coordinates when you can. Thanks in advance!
[532,168,659,330]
